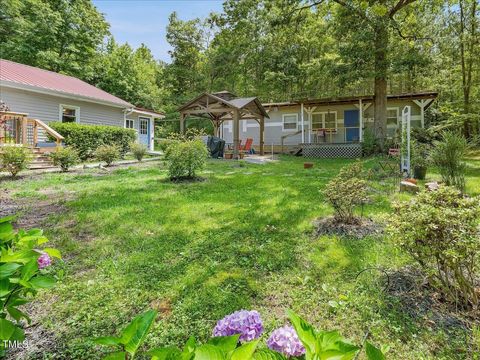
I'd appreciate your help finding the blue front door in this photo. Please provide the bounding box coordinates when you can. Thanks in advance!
[344,110,360,142]
[139,117,150,147]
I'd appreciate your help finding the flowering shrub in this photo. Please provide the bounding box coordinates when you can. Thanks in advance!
[0,146,31,177]
[323,162,369,224]
[164,139,209,179]
[96,308,385,359]
[0,216,60,356]
[50,146,79,172]
[213,310,264,342]
[389,186,480,309]
[267,325,305,357]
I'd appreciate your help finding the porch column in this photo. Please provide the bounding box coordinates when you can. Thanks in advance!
[359,99,363,142]
[301,103,305,143]
[413,99,433,128]
[180,113,185,134]
[233,109,240,159]
[21,115,27,145]
[259,116,265,155]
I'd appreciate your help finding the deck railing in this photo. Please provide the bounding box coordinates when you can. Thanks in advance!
[0,111,64,148]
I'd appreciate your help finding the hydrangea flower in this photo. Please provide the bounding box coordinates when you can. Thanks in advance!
[37,253,52,269]
[213,310,263,342]
[267,325,305,357]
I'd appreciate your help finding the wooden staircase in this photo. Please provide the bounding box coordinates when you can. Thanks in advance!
[29,147,56,170]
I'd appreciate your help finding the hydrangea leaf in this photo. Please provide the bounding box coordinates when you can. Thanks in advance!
[252,349,287,360]
[30,275,56,289]
[207,335,240,353]
[287,310,317,356]
[148,346,182,360]
[365,342,385,360]
[193,344,225,360]
[120,309,157,356]
[230,339,259,360]
[0,263,21,279]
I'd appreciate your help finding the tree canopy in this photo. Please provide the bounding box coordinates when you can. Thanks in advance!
[1,0,478,138]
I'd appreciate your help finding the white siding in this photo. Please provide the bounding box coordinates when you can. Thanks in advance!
[0,86,125,127]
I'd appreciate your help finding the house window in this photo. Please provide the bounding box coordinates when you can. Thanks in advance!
[387,108,399,127]
[60,105,79,123]
[139,118,149,135]
[282,114,298,131]
[311,112,337,130]
[126,119,135,129]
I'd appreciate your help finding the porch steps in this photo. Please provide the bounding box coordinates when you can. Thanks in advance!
[28,147,55,169]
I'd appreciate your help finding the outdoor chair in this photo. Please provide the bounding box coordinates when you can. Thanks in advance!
[240,138,253,155]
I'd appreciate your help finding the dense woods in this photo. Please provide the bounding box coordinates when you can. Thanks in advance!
[1,0,479,139]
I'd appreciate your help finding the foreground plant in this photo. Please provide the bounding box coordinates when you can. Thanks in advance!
[130,142,148,162]
[164,138,208,180]
[95,144,120,167]
[323,162,369,224]
[389,186,480,309]
[0,216,61,356]
[95,309,385,359]
[0,145,31,177]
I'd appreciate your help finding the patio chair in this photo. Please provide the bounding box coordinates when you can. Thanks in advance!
[240,138,253,155]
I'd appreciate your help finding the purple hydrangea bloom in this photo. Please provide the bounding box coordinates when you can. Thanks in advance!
[267,325,305,357]
[37,253,52,269]
[213,310,263,342]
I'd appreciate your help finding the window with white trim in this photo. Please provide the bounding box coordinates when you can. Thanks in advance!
[125,119,135,129]
[60,105,79,123]
[139,118,149,135]
[282,114,298,131]
[311,111,337,130]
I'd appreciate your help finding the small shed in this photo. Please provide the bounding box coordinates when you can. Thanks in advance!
[178,91,269,158]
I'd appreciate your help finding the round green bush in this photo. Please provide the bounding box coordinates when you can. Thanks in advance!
[50,146,79,172]
[95,144,120,166]
[130,142,148,161]
[165,139,209,179]
[0,145,31,177]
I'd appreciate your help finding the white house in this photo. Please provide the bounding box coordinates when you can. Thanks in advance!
[0,59,163,150]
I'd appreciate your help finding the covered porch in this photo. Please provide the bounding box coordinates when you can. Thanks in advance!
[178,91,269,159]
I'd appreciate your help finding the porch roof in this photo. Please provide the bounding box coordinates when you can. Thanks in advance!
[263,91,438,109]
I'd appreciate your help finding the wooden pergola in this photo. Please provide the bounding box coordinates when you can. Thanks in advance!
[178,91,269,158]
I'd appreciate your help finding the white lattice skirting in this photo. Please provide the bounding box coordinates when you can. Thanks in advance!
[302,143,362,158]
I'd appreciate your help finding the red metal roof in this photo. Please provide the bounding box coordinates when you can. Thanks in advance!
[0,59,133,108]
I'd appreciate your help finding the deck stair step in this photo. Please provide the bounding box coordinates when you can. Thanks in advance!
[28,147,56,169]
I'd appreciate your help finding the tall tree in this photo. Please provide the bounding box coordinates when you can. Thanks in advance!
[0,0,109,78]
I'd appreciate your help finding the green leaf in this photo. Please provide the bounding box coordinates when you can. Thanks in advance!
[94,336,122,346]
[10,326,25,342]
[120,309,157,356]
[21,259,38,280]
[43,247,62,259]
[0,318,17,341]
[7,306,31,323]
[230,339,259,360]
[207,335,240,353]
[30,275,56,289]
[102,351,128,360]
[148,346,182,360]
[252,349,287,360]
[365,342,385,360]
[0,249,36,264]
[287,310,317,356]
[0,263,21,279]
[183,336,197,354]
[193,344,225,360]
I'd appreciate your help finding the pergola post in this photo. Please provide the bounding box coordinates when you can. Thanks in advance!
[259,116,265,155]
[180,113,186,134]
[233,109,240,159]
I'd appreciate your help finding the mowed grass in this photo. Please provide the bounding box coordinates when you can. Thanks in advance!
[3,155,479,359]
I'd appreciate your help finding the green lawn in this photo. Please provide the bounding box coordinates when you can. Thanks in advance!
[3,156,479,359]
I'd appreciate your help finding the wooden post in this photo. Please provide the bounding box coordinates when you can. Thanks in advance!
[33,121,38,146]
[233,109,240,159]
[359,99,363,142]
[180,113,185,134]
[300,103,304,143]
[259,116,265,155]
[21,115,27,145]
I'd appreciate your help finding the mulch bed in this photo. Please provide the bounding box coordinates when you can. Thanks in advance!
[313,216,383,238]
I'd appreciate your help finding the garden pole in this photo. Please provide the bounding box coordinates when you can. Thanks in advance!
[401,106,411,177]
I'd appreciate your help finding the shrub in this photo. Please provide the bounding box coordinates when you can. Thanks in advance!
[95,308,385,359]
[323,162,369,224]
[430,131,468,191]
[50,146,79,172]
[361,128,378,156]
[130,142,148,161]
[95,144,119,166]
[0,146,31,177]
[165,139,208,179]
[0,216,60,354]
[389,186,480,309]
[48,122,136,160]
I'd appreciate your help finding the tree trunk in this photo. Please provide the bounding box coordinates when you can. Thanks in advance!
[373,22,389,150]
